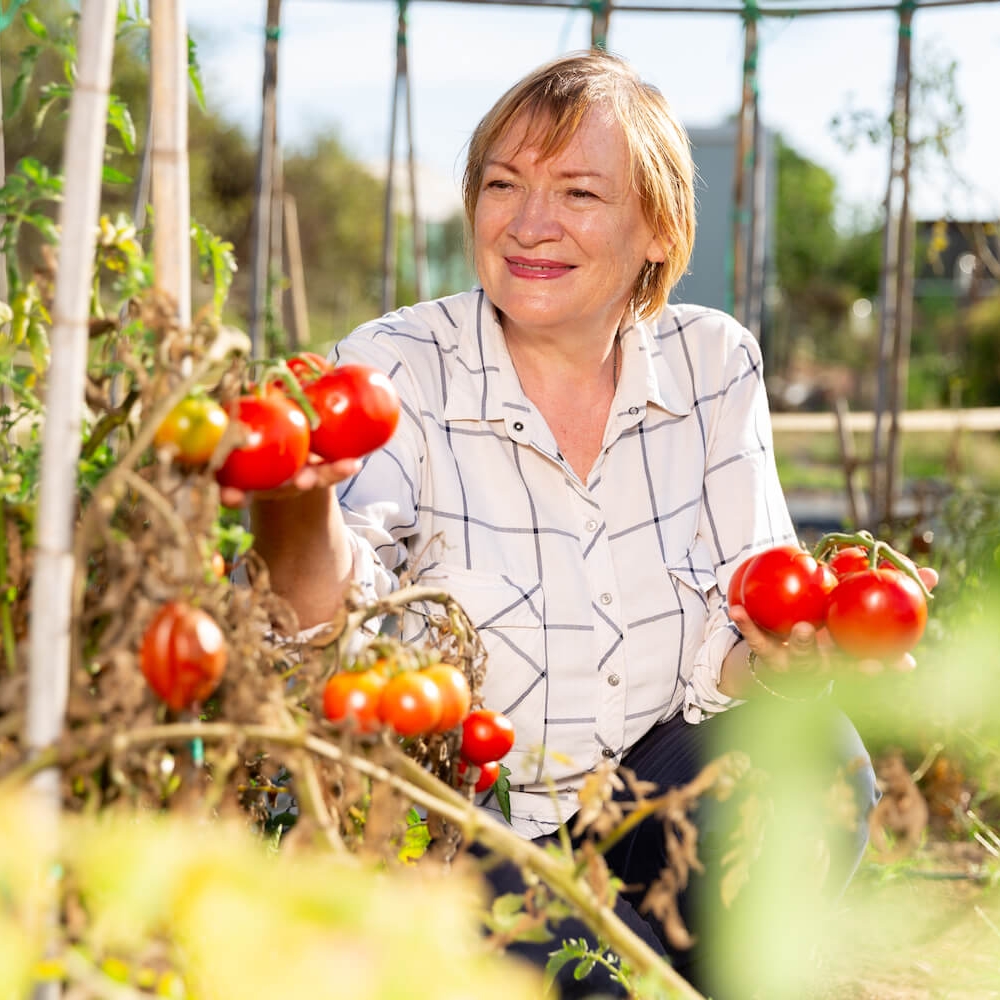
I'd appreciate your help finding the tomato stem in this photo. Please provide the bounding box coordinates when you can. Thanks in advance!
[810,529,876,562]
[811,530,933,599]
[259,360,320,428]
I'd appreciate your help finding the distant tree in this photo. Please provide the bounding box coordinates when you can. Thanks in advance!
[769,136,881,384]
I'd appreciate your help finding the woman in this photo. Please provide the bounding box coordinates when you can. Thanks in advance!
[233,50,891,997]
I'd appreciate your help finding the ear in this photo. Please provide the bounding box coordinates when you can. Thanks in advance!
[645,236,669,265]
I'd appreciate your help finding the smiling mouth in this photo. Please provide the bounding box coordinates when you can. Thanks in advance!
[505,258,575,277]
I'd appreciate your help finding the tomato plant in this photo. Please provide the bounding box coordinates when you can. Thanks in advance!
[737,544,838,637]
[378,671,443,737]
[302,364,400,462]
[460,709,515,766]
[456,758,500,793]
[422,663,472,732]
[322,669,387,734]
[215,388,310,492]
[825,568,928,659]
[153,396,229,466]
[139,602,227,711]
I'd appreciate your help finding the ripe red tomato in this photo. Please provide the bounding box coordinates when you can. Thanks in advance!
[154,396,229,466]
[725,557,752,609]
[827,545,871,579]
[456,758,500,793]
[215,389,310,492]
[302,364,400,462]
[140,602,227,711]
[825,568,928,659]
[738,544,838,637]
[285,352,333,385]
[422,663,472,732]
[322,670,387,734]
[378,671,443,737]
[460,708,515,766]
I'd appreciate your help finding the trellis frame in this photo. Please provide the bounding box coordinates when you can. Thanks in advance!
[244,0,989,526]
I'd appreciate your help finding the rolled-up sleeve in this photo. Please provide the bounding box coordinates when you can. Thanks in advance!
[681,324,796,721]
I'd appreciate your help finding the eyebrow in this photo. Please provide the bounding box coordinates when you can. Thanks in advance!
[484,158,610,182]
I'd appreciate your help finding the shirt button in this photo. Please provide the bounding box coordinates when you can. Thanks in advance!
[607,673,620,687]
[512,421,524,432]
[599,592,612,605]
[585,519,599,532]
[628,406,639,416]
[602,747,617,759]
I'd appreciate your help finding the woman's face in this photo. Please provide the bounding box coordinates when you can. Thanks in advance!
[473,106,664,344]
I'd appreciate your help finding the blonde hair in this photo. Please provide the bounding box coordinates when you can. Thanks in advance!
[462,50,696,319]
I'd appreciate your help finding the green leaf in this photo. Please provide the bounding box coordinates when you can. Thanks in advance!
[21,8,48,40]
[187,37,206,110]
[6,44,40,120]
[494,762,512,824]
[101,165,133,186]
[107,96,136,153]
[26,322,50,372]
[24,213,59,244]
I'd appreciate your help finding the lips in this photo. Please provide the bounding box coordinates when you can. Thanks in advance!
[505,257,575,279]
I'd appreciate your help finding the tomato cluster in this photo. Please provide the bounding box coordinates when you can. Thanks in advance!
[321,660,514,793]
[155,352,401,495]
[139,601,228,711]
[728,536,932,660]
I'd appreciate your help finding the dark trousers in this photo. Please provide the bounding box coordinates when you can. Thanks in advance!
[477,697,878,999]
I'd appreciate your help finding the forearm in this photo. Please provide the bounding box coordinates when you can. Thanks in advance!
[718,638,754,700]
[250,487,355,630]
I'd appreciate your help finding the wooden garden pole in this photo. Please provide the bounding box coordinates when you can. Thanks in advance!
[0,41,8,304]
[401,15,428,302]
[731,0,759,328]
[884,3,916,522]
[590,0,612,50]
[283,193,310,347]
[250,0,282,357]
[381,0,404,313]
[25,4,118,994]
[870,0,913,526]
[150,0,192,329]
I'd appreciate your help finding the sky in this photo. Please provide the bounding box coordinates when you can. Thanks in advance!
[185,0,1000,225]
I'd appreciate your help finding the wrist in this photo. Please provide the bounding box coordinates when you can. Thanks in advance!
[745,648,833,703]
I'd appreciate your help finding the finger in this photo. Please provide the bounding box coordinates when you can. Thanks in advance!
[856,658,885,676]
[918,566,939,592]
[219,486,249,509]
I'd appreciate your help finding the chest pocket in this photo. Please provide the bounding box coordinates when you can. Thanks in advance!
[403,565,544,711]
[664,536,718,600]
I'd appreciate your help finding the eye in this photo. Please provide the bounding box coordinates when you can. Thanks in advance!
[484,178,513,192]
[567,188,597,200]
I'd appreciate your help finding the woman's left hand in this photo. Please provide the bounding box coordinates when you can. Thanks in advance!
[729,563,939,679]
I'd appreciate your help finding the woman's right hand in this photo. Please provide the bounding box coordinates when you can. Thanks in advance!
[218,454,363,509]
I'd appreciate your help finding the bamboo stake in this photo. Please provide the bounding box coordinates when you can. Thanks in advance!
[150,0,192,329]
[25,3,118,996]
[249,0,282,358]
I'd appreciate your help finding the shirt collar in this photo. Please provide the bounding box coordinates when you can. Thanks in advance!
[442,291,695,422]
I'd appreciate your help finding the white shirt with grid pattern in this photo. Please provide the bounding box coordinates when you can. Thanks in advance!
[332,289,797,837]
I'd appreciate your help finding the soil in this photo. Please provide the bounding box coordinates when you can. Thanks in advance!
[810,839,1000,999]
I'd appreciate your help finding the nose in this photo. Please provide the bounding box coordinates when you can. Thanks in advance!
[508,189,561,245]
